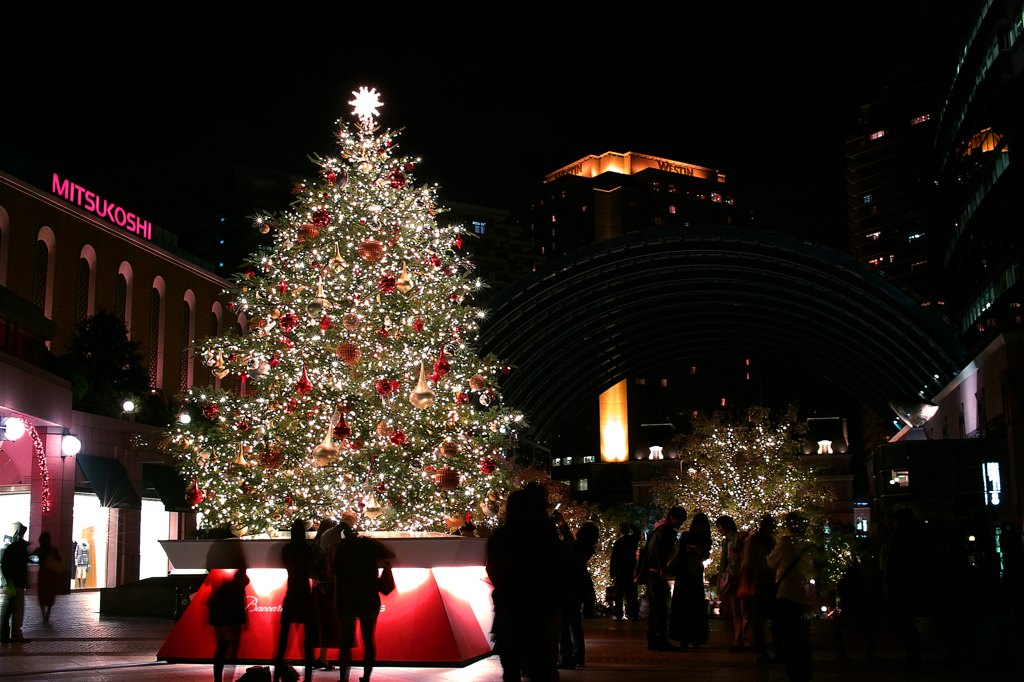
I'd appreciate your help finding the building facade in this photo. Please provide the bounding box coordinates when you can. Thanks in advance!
[1,149,233,592]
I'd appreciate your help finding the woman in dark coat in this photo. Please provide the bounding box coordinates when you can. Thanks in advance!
[669,512,712,647]
[32,532,61,622]
[275,520,316,682]
[205,527,249,682]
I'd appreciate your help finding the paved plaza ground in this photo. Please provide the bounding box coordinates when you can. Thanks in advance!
[1,591,1017,682]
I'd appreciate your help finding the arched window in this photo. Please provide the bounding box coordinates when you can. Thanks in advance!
[76,258,90,323]
[148,277,166,389]
[116,274,128,324]
[180,290,196,392]
[76,245,98,324]
[33,227,56,318]
[117,262,134,337]
[33,240,48,310]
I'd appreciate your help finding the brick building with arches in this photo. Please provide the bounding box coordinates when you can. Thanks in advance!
[0,151,236,593]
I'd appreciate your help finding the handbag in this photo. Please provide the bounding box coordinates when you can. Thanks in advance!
[377,564,396,595]
[718,569,734,596]
[734,566,758,600]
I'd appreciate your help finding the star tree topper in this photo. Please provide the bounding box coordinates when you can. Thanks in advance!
[350,87,383,125]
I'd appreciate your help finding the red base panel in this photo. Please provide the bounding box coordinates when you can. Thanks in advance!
[157,567,493,667]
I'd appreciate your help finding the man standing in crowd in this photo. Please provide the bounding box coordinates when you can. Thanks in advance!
[1,522,30,644]
[646,506,687,652]
[610,521,641,621]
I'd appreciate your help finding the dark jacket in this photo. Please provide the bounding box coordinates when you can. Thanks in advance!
[609,524,641,579]
[487,515,563,617]
[1,538,29,589]
[647,519,679,578]
[333,525,394,617]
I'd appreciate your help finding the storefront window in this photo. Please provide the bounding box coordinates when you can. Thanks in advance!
[0,491,30,544]
[140,499,172,580]
[72,492,109,589]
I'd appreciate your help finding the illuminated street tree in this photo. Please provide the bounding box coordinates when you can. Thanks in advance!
[167,89,521,534]
[651,405,828,536]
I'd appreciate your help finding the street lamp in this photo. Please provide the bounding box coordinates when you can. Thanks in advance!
[61,432,82,458]
[0,417,26,442]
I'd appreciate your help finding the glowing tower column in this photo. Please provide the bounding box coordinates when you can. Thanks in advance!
[600,379,629,462]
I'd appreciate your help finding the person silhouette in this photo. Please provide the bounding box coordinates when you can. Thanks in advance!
[31,532,62,622]
[275,520,316,682]
[205,526,249,682]
[333,511,394,682]
[1,522,30,643]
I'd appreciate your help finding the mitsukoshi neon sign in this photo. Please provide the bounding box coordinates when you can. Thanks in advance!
[51,173,152,240]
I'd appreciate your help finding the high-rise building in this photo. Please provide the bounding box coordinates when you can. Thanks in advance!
[930,0,1022,355]
[528,151,741,261]
[846,70,940,304]
[521,152,761,502]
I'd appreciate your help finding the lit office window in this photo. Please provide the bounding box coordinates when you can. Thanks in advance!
[711,193,722,203]
[911,114,931,125]
[863,195,873,203]
[867,231,881,240]
[582,455,595,464]
[577,479,589,492]
[472,221,486,234]
[870,130,885,140]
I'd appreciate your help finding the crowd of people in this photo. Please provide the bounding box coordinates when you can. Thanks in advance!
[203,511,392,682]
[2,498,1001,682]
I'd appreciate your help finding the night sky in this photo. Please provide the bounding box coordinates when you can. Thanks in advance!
[3,5,923,247]
[2,5,925,430]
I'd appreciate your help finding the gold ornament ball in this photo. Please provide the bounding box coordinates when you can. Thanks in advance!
[469,374,487,390]
[433,466,461,490]
[342,313,361,331]
[335,343,361,366]
[358,238,384,261]
[439,441,458,458]
[376,421,395,438]
[298,224,320,242]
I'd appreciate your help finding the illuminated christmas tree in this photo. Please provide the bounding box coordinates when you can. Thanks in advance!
[651,406,829,538]
[168,89,521,534]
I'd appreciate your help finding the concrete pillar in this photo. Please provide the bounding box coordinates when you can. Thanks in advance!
[111,507,141,586]
[28,426,75,595]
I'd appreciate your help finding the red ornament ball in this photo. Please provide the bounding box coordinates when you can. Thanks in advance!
[261,446,283,470]
[455,392,469,404]
[348,440,364,451]
[479,457,498,474]
[375,379,397,396]
[202,402,219,419]
[404,162,415,172]
[377,274,397,294]
[278,312,299,333]
[389,430,407,446]
[311,210,331,227]
[433,466,461,490]
[389,171,406,189]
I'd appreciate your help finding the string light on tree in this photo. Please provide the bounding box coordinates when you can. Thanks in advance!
[167,90,522,534]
